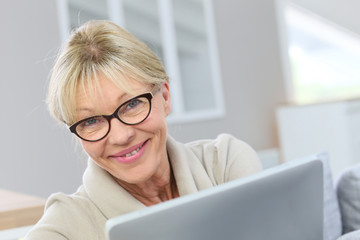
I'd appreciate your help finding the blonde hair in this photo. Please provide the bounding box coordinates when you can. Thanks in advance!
[47,20,169,125]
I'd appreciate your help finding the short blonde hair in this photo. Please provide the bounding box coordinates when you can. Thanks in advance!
[47,20,169,125]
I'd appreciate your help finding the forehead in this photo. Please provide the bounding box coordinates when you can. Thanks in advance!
[75,75,148,116]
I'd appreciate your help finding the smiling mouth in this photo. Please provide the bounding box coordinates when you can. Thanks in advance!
[121,142,146,158]
[123,144,143,157]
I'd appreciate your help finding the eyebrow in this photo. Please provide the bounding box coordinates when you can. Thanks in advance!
[76,92,129,115]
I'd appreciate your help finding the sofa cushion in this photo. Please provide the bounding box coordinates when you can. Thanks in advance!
[337,229,360,240]
[336,163,360,234]
[321,152,342,240]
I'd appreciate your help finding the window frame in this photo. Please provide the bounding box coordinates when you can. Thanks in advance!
[275,0,360,105]
[56,0,225,123]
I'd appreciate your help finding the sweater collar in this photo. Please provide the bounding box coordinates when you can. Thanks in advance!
[83,159,145,219]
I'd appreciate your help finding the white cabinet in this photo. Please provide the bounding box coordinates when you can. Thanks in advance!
[277,99,360,178]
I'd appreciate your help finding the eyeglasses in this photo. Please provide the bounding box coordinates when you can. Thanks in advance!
[69,86,159,142]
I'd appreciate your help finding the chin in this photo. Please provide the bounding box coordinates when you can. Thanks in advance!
[116,167,155,185]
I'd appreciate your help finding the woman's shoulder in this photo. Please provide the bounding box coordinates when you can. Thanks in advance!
[170,133,263,184]
[45,186,91,209]
[185,133,257,158]
[185,133,246,145]
[25,186,105,240]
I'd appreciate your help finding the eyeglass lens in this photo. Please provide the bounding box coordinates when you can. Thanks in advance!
[74,95,151,141]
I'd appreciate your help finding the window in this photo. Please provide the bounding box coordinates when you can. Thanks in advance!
[57,0,225,123]
[276,1,360,105]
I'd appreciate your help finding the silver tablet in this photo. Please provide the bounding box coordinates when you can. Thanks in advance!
[106,154,323,240]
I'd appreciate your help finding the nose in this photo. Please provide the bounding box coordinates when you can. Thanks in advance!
[106,117,135,144]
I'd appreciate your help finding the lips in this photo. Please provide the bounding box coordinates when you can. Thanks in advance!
[123,145,142,157]
[110,140,148,164]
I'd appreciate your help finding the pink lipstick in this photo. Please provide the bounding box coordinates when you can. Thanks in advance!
[110,140,148,164]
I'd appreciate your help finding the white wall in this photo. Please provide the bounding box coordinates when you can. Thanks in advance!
[0,0,86,198]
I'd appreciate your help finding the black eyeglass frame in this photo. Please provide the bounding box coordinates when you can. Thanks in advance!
[69,92,154,142]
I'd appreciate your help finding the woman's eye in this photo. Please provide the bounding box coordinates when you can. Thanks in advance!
[85,118,98,125]
[119,97,147,116]
[81,117,101,128]
[126,99,141,109]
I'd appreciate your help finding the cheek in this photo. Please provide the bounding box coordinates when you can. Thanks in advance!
[80,140,105,159]
[151,98,169,118]
[147,105,168,131]
[141,115,167,137]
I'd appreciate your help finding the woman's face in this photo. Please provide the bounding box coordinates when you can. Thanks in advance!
[75,76,171,185]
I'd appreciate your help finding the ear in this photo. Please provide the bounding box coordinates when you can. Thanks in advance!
[160,82,171,116]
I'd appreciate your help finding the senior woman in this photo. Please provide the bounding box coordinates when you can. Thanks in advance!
[25,20,262,239]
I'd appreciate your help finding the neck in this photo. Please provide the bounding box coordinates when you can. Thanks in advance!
[116,161,179,206]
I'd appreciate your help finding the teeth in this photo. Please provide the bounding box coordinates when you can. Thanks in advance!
[123,144,143,157]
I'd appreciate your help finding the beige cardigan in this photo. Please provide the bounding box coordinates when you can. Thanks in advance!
[25,134,262,240]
